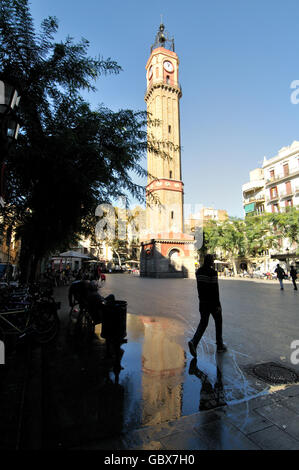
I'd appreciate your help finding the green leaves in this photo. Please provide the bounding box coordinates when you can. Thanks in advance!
[203,209,299,264]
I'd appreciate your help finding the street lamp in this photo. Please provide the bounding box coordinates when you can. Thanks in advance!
[0,79,21,206]
[286,248,289,275]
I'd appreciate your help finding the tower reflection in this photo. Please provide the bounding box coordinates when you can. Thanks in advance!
[140,317,185,426]
[188,354,226,411]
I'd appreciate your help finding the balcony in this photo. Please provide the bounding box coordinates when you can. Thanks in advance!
[265,167,299,186]
[243,195,265,205]
[242,180,264,193]
[145,80,182,101]
[266,193,279,203]
[279,190,294,200]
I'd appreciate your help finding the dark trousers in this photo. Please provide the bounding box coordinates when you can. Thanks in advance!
[291,278,298,290]
[192,303,223,347]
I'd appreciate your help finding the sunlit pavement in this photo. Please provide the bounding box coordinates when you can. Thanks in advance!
[1,275,299,449]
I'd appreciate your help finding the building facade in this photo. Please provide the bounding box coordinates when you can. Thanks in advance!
[242,141,299,217]
[140,24,195,278]
[241,141,299,272]
[263,140,299,213]
[242,168,265,216]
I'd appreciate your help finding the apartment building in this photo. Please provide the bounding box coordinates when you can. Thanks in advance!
[242,168,265,216]
[242,140,299,217]
[184,207,228,234]
[263,140,299,213]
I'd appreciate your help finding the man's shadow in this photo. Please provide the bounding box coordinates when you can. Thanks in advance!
[188,355,226,411]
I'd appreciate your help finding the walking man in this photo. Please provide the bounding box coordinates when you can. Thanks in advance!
[274,264,286,290]
[188,254,227,358]
[290,265,298,291]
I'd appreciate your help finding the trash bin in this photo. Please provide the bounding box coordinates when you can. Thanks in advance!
[101,300,127,340]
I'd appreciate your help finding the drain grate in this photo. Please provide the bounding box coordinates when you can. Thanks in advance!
[251,362,299,385]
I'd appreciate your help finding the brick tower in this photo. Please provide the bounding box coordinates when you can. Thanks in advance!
[140,23,195,278]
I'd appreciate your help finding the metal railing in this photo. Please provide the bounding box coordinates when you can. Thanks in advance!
[265,167,299,185]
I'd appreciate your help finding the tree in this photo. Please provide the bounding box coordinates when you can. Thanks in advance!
[268,208,299,249]
[243,214,280,260]
[0,0,170,281]
[202,218,246,274]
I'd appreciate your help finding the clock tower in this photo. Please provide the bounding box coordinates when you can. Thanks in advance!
[140,24,195,278]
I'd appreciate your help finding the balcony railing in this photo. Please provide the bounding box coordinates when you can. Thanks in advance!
[266,194,279,203]
[243,195,265,204]
[265,167,299,185]
[279,190,294,200]
[145,80,182,98]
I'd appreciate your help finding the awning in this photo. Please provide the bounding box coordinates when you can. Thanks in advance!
[59,250,91,259]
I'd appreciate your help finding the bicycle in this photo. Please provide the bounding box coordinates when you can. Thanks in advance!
[0,287,60,349]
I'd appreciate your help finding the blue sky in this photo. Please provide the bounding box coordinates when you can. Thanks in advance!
[29,0,299,217]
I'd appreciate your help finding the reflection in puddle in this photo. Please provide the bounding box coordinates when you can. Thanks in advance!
[96,313,268,431]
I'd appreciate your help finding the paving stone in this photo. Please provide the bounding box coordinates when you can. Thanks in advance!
[255,402,299,441]
[122,421,180,448]
[174,409,221,431]
[159,430,209,450]
[194,420,260,450]
[276,384,299,398]
[217,407,273,435]
[248,425,299,450]
[282,395,299,414]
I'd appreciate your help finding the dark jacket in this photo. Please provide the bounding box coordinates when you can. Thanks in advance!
[196,265,221,307]
[290,267,297,280]
[274,266,285,280]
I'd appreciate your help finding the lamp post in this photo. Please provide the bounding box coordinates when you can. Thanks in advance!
[286,247,290,276]
[0,79,21,207]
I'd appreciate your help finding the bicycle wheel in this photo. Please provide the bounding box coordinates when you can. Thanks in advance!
[76,309,94,342]
[33,304,60,344]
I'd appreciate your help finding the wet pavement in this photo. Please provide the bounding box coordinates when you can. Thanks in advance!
[1,274,299,450]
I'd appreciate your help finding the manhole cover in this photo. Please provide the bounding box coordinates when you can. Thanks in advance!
[252,362,299,385]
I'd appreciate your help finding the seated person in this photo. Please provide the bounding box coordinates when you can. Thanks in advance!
[68,280,90,308]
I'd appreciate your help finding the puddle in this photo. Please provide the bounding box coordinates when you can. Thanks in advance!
[96,313,267,431]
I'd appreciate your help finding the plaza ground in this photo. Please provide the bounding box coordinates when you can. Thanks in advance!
[0,274,299,450]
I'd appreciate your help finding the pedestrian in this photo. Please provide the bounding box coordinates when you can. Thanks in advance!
[290,265,298,291]
[188,254,227,358]
[274,264,286,290]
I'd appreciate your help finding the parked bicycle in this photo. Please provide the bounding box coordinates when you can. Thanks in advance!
[0,282,60,349]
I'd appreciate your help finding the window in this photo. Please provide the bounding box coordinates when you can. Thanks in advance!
[171,211,174,219]
[168,125,171,133]
[169,170,172,178]
[283,163,289,176]
[270,186,278,198]
[285,199,293,208]
[285,181,292,195]
[270,169,275,179]
[166,75,170,84]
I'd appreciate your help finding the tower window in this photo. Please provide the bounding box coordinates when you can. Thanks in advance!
[169,170,172,178]
[166,75,170,84]
[171,211,174,219]
[168,125,171,133]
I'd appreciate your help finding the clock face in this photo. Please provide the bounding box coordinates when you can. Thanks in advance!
[148,66,153,79]
[164,61,174,73]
